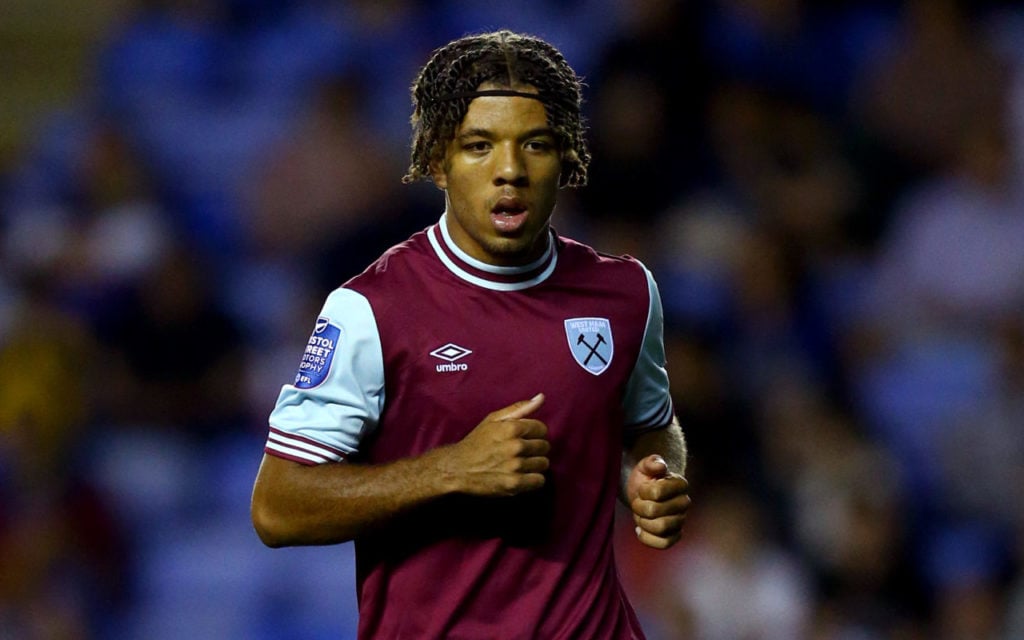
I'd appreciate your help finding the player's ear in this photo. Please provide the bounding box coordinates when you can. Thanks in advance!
[429,156,448,190]
[428,141,451,189]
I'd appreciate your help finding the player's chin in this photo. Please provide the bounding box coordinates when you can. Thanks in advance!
[486,236,534,258]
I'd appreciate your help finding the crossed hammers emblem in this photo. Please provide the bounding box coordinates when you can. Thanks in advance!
[577,332,608,366]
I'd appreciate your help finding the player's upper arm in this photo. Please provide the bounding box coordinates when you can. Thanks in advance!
[264,288,385,464]
[622,264,674,434]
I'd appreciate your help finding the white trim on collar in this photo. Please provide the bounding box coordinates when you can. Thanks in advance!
[428,213,557,291]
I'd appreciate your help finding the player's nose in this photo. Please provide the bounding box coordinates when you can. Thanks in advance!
[493,141,527,186]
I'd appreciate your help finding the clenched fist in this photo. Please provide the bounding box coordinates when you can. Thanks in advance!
[442,393,551,497]
[626,455,690,549]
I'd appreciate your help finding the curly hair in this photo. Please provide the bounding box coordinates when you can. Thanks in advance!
[404,30,590,188]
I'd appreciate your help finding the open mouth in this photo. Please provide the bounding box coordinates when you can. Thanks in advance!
[491,197,529,233]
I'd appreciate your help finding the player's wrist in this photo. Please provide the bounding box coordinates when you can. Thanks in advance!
[417,445,465,497]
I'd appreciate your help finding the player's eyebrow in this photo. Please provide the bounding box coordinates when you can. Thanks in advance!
[456,128,494,141]
[519,127,557,141]
[456,127,556,142]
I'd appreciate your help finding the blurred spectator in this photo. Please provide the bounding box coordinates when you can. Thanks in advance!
[327,0,437,151]
[844,9,1024,630]
[662,325,761,490]
[702,0,893,118]
[0,281,130,638]
[437,0,625,81]
[864,98,1022,330]
[935,320,1024,531]
[95,245,248,437]
[852,0,1009,184]
[923,523,1009,640]
[851,69,1024,507]
[242,73,396,261]
[757,373,926,636]
[1007,534,1024,639]
[2,111,176,331]
[94,0,360,257]
[653,485,814,640]
[576,0,713,236]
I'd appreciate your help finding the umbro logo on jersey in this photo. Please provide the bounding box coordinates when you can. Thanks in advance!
[430,343,472,372]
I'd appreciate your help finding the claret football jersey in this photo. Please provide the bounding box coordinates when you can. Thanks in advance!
[266,214,674,640]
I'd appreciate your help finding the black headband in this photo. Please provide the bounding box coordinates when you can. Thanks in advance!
[428,89,547,105]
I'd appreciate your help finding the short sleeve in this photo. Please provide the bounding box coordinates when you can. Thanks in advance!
[265,288,385,464]
[622,265,674,434]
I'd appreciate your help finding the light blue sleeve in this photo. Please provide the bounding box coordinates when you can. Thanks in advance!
[265,288,385,464]
[622,265,675,433]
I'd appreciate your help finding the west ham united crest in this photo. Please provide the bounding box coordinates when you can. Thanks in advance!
[564,317,613,375]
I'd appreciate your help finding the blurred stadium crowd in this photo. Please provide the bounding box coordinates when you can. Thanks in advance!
[2,0,1024,638]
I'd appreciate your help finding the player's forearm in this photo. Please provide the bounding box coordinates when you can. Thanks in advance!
[620,417,687,502]
[251,448,461,547]
[627,417,686,473]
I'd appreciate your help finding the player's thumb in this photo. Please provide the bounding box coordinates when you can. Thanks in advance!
[494,393,545,421]
[639,455,669,479]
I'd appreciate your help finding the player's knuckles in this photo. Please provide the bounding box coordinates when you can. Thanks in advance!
[488,419,521,438]
[637,521,683,547]
[635,518,660,535]
[631,499,660,519]
[676,493,693,513]
[641,515,685,536]
[642,478,687,502]
[513,419,548,439]
[521,473,546,491]
[509,453,549,473]
[637,530,674,550]
[502,435,549,459]
[652,533,682,550]
[493,474,523,494]
[637,482,664,501]
[635,493,686,518]
[662,477,689,498]
[520,456,549,473]
[504,439,536,459]
[662,493,692,517]
[499,472,545,494]
[501,450,545,470]
[520,439,550,457]
[637,483,670,504]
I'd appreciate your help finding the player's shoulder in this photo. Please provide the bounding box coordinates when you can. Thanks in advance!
[554,234,657,312]
[556,233,649,276]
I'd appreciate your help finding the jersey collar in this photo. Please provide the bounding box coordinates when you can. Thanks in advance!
[427,213,557,291]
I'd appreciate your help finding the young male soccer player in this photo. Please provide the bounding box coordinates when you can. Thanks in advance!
[251,29,691,639]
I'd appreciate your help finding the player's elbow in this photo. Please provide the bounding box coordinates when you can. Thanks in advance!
[250,479,307,548]
[250,454,357,547]
[251,454,308,547]
[250,488,296,548]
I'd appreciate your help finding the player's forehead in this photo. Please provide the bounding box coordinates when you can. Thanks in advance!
[455,83,550,137]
